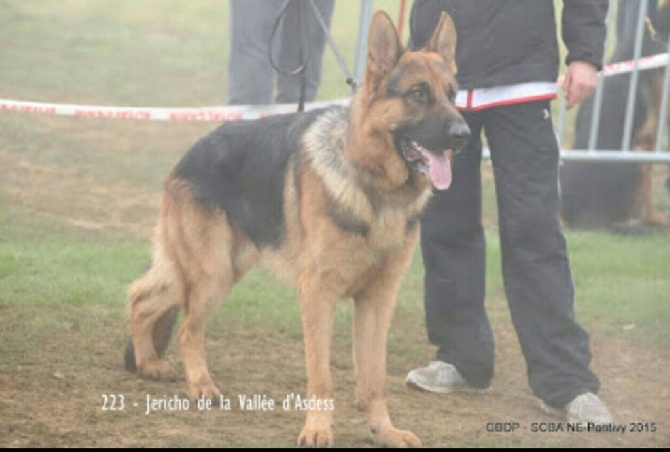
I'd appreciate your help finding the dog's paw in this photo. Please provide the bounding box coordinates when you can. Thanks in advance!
[138,359,177,382]
[188,380,221,401]
[297,416,334,448]
[372,426,421,448]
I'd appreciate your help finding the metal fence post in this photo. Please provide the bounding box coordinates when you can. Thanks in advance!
[621,0,649,151]
[587,4,616,151]
[353,0,374,85]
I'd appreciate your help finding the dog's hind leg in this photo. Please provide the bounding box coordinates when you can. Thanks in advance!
[177,213,256,400]
[127,247,185,381]
[124,306,178,371]
[179,272,231,400]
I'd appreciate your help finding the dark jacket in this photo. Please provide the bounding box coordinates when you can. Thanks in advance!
[409,0,608,90]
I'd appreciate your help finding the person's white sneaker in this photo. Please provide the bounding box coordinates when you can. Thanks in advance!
[541,392,614,425]
[405,361,491,394]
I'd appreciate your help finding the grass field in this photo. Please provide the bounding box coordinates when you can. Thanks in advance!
[1,1,669,448]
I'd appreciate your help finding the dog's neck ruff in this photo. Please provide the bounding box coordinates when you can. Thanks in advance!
[303,106,432,223]
[302,107,365,207]
[303,106,349,176]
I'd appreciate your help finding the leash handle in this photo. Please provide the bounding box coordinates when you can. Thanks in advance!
[268,0,357,113]
[268,0,309,112]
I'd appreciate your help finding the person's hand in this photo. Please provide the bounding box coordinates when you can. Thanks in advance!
[562,60,599,109]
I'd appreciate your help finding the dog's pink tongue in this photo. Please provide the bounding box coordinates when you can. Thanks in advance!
[427,151,452,190]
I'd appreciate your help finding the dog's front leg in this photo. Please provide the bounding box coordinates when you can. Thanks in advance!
[296,271,338,447]
[353,249,421,447]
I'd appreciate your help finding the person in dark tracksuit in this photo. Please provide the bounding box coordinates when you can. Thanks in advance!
[405,0,613,424]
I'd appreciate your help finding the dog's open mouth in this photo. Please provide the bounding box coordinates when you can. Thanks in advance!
[401,138,453,190]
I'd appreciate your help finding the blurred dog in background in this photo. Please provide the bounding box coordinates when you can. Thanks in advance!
[560,0,670,233]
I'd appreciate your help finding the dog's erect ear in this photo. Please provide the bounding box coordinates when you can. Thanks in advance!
[367,11,402,76]
[424,12,458,74]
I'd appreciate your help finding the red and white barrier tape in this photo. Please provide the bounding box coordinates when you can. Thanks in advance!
[602,52,668,77]
[557,52,668,85]
[1,53,668,122]
[0,97,350,122]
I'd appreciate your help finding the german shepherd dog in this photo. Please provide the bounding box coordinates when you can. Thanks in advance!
[560,1,670,232]
[123,11,468,447]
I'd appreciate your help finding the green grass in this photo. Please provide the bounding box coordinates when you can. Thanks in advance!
[2,208,668,349]
[568,231,670,342]
[0,0,668,349]
[0,239,145,307]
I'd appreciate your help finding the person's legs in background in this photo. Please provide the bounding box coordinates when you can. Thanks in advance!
[275,0,335,103]
[226,0,284,105]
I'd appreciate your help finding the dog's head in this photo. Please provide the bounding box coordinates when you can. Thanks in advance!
[351,11,469,191]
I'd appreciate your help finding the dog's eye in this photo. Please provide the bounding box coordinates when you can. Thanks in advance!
[447,86,457,103]
[406,85,429,104]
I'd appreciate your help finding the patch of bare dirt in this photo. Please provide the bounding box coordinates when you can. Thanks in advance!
[0,150,160,240]
[0,302,668,448]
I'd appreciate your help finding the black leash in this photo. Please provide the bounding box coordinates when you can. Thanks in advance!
[268,0,357,113]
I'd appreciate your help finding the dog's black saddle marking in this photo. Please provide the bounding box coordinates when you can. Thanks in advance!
[174,108,327,248]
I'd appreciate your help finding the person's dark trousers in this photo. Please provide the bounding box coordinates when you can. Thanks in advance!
[420,100,601,407]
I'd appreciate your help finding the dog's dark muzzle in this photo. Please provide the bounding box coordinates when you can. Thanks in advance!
[447,121,470,154]
[395,118,470,155]
[394,118,471,191]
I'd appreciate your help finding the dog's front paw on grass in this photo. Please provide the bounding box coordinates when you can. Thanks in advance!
[371,426,421,448]
[188,379,221,401]
[138,359,177,382]
[297,415,334,448]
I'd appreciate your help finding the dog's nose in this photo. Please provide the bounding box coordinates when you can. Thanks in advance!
[448,122,470,153]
